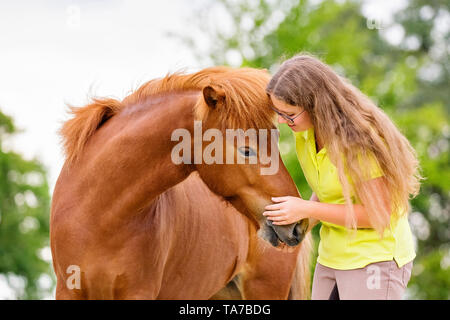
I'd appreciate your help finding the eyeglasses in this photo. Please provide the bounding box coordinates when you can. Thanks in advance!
[270,106,306,125]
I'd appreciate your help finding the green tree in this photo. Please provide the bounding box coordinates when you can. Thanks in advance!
[180,0,450,299]
[0,109,53,299]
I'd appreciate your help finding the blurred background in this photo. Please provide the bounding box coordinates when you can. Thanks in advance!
[0,0,448,299]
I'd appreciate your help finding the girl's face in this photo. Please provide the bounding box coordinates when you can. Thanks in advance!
[269,95,313,132]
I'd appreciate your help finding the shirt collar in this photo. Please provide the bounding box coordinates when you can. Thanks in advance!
[294,126,314,141]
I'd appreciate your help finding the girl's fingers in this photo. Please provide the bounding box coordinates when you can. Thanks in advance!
[267,215,286,222]
[271,196,290,203]
[273,220,291,225]
[263,210,283,217]
[264,203,283,210]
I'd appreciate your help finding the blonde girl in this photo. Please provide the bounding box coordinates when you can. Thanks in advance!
[263,54,421,300]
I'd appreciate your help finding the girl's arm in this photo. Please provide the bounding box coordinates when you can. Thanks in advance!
[307,192,320,232]
[265,197,373,228]
[265,177,391,229]
[304,201,372,228]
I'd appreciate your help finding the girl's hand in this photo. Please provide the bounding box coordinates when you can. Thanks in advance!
[263,196,314,225]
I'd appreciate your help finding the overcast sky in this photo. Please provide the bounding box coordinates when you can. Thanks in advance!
[0,0,210,192]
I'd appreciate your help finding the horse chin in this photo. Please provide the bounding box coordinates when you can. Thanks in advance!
[258,219,308,247]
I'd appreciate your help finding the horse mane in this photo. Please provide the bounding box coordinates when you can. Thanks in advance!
[60,66,275,164]
[60,98,123,165]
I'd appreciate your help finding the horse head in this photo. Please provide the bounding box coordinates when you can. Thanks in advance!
[191,67,309,247]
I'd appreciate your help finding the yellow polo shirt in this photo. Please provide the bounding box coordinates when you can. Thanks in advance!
[294,127,416,270]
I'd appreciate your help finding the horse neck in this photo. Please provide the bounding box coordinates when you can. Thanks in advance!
[133,92,198,190]
[79,91,200,219]
[122,91,199,197]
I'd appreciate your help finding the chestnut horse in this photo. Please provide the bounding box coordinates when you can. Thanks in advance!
[50,66,312,299]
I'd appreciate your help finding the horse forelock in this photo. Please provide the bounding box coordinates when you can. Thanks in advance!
[193,68,277,130]
[123,66,277,130]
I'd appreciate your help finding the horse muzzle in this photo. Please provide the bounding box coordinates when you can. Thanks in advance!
[258,218,309,247]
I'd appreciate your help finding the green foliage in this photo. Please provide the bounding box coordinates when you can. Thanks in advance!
[408,246,450,300]
[0,109,53,299]
[183,0,450,299]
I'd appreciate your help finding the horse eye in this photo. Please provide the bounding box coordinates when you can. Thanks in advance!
[238,146,256,157]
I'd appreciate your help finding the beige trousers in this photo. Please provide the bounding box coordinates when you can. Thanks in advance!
[311,260,413,300]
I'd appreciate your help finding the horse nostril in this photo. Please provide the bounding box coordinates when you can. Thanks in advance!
[293,222,306,243]
[293,224,298,237]
[284,236,300,247]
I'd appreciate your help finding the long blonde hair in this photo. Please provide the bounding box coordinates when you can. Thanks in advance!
[267,54,422,235]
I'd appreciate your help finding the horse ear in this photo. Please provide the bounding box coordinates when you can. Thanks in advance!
[203,85,225,109]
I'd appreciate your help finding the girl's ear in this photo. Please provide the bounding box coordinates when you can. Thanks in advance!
[203,85,225,109]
